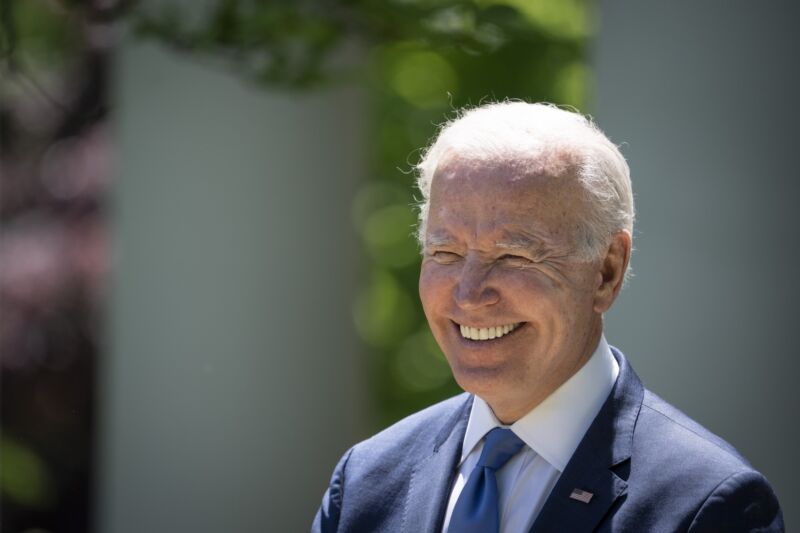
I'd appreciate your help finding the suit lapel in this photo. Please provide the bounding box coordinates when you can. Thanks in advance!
[530,348,644,533]
[402,394,472,533]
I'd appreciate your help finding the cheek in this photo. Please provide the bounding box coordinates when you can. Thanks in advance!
[497,268,557,298]
[502,271,590,324]
[548,291,596,337]
[419,264,452,311]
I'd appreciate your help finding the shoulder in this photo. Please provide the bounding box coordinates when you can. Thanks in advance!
[637,389,748,468]
[608,346,753,477]
[624,389,784,531]
[312,393,471,533]
[347,392,472,467]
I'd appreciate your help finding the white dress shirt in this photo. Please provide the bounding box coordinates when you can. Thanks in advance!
[441,336,620,533]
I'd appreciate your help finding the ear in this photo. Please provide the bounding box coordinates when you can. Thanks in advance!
[593,231,632,314]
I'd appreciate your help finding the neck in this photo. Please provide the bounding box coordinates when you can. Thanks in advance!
[488,322,604,424]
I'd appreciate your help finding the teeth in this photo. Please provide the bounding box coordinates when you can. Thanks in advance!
[459,322,520,341]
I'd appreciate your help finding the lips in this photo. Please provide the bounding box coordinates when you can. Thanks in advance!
[457,322,522,341]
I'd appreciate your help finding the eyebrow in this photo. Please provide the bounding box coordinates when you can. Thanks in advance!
[424,232,457,247]
[425,230,548,252]
[495,230,547,252]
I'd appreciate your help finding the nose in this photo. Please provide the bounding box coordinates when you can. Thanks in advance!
[454,258,500,310]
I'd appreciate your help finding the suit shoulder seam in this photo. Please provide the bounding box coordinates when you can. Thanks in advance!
[337,446,356,509]
[639,402,744,465]
[401,457,417,530]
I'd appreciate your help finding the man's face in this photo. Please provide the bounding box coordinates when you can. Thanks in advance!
[419,155,606,422]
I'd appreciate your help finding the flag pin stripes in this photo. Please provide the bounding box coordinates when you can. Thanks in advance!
[569,488,594,503]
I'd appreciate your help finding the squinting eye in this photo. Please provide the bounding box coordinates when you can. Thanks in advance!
[431,251,462,263]
[500,254,533,265]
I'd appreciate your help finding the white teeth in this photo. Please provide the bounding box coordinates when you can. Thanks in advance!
[459,323,520,341]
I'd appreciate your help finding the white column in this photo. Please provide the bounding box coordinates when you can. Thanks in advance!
[97,34,366,532]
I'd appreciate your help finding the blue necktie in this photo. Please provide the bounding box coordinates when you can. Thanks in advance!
[448,427,525,533]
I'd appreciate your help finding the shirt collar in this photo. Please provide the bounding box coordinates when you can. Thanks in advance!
[459,335,620,472]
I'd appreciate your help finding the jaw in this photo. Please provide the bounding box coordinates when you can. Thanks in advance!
[435,319,601,423]
[437,320,534,392]
[448,358,550,424]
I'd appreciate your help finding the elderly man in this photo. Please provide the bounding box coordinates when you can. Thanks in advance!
[313,102,783,532]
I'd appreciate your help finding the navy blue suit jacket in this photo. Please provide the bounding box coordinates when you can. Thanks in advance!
[313,348,784,532]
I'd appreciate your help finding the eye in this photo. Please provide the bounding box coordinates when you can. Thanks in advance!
[430,251,462,264]
[499,253,533,265]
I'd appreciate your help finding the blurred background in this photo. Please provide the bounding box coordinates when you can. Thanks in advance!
[0,0,797,531]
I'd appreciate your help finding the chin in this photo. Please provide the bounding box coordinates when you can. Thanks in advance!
[448,359,513,398]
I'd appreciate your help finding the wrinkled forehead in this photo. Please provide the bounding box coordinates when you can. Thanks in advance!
[432,145,581,185]
[430,151,583,203]
[427,154,588,247]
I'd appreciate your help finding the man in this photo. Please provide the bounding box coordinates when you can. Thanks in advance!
[313,102,784,532]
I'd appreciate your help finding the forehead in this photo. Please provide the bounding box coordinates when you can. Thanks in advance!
[427,156,585,245]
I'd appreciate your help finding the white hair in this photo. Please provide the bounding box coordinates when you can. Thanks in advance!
[415,101,634,262]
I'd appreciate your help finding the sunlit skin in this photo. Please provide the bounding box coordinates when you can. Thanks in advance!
[419,155,631,424]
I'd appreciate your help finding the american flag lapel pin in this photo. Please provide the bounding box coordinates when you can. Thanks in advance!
[569,488,594,503]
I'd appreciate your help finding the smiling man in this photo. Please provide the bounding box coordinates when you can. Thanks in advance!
[313,102,783,532]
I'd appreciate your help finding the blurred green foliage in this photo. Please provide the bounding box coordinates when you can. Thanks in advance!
[123,0,592,428]
[2,0,80,68]
[361,2,591,426]
[128,0,591,91]
[2,0,592,431]
[0,436,54,509]
[117,0,593,429]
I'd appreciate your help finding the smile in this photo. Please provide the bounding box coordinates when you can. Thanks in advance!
[457,322,522,341]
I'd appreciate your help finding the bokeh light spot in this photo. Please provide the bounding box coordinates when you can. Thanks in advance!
[389,50,458,109]
[553,61,588,109]
[0,437,54,508]
[362,204,419,268]
[478,0,590,39]
[393,326,452,392]
[353,270,415,348]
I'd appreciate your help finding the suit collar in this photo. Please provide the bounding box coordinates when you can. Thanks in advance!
[457,336,619,472]
[403,393,473,533]
[510,335,619,471]
[400,348,644,533]
[530,347,644,532]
